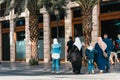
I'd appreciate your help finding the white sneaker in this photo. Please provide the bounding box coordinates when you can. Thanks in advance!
[56,72,59,74]
[99,70,103,73]
[51,71,55,74]
[92,70,94,74]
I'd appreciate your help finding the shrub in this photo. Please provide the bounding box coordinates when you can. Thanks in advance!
[29,58,38,65]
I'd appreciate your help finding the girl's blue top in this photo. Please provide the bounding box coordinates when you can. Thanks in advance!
[51,44,61,54]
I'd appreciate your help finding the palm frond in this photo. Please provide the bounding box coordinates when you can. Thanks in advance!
[14,0,25,15]
[72,0,99,10]
[42,0,68,16]
[4,0,12,16]
[37,0,45,9]
[1,0,25,16]
[27,0,40,15]
[0,0,6,4]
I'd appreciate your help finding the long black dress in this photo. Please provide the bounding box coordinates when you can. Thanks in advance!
[70,45,82,74]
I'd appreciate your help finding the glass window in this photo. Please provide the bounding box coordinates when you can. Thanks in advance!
[100,2,120,13]
[50,14,64,21]
[101,19,120,40]
[16,31,25,59]
[38,28,43,40]
[72,7,82,18]
[1,20,10,28]
[38,28,44,59]
[38,14,43,23]
[16,18,25,27]
[51,26,65,39]
[2,33,10,61]
[17,31,25,41]
[74,24,83,37]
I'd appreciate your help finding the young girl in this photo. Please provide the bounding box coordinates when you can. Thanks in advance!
[51,38,61,74]
[85,43,97,74]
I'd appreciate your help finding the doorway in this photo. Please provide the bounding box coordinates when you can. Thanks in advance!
[101,19,120,40]
[73,24,83,42]
[16,31,26,60]
[2,33,10,61]
[101,19,120,59]
[38,28,44,61]
[51,26,65,61]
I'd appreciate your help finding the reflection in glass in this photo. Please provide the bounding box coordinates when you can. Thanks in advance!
[16,31,25,59]
[38,28,44,59]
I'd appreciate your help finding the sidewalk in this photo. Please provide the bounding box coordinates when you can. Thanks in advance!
[0,62,120,80]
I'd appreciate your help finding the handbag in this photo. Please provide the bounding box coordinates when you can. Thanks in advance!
[67,48,78,62]
[103,51,108,58]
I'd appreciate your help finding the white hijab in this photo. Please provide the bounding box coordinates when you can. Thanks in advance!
[73,37,82,51]
[53,38,58,44]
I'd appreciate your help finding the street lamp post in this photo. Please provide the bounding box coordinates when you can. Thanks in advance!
[55,9,60,41]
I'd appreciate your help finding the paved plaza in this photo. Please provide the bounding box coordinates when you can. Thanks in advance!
[0,62,120,80]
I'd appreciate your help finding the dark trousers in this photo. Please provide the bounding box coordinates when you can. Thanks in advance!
[71,60,82,74]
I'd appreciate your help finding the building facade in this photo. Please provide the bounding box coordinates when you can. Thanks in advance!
[0,1,120,63]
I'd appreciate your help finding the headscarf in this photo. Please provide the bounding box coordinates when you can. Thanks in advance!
[97,37,107,51]
[73,37,82,51]
[53,38,58,44]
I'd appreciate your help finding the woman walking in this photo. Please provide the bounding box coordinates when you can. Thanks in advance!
[95,37,107,73]
[69,37,83,74]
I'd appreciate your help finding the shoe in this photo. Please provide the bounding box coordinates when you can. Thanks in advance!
[99,70,103,74]
[92,70,94,74]
[87,72,91,74]
[56,72,59,74]
[51,71,55,74]
[106,68,110,73]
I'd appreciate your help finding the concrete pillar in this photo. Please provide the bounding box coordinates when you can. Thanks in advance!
[10,0,15,62]
[43,12,50,63]
[92,4,99,46]
[25,9,31,63]
[10,19,15,62]
[65,8,72,61]
[0,23,2,61]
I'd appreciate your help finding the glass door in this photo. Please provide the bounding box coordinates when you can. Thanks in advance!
[16,31,25,60]
[2,33,10,61]
[38,28,44,60]
[51,26,65,61]
[74,24,83,42]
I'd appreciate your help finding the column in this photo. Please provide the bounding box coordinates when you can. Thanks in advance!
[25,9,31,63]
[65,8,72,61]
[92,4,99,46]
[0,23,2,61]
[10,19,15,62]
[43,12,50,63]
[10,0,15,62]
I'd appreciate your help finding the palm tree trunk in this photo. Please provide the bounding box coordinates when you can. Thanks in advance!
[82,9,93,45]
[29,13,39,60]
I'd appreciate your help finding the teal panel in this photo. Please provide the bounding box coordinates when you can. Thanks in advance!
[38,40,44,59]
[59,38,65,59]
[16,40,26,59]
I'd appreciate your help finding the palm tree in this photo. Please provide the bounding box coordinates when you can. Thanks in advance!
[71,0,99,45]
[42,0,68,41]
[0,0,46,64]
[0,0,68,64]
